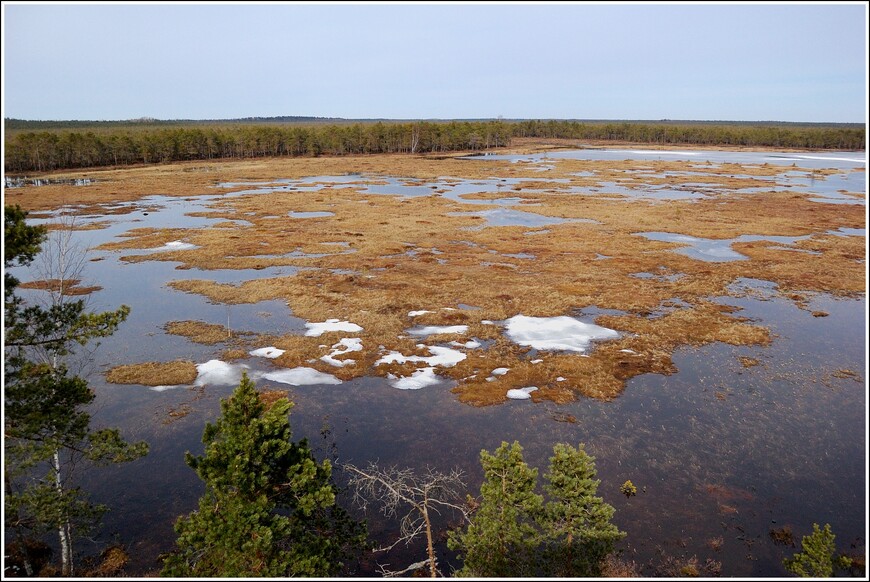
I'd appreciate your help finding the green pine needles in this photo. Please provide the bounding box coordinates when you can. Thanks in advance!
[783,523,851,578]
[449,441,625,577]
[161,374,366,577]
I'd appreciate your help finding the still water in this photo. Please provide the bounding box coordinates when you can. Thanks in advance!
[8,149,866,576]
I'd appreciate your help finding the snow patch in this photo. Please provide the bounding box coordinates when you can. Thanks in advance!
[250,347,285,359]
[451,340,482,349]
[376,345,466,368]
[153,240,197,252]
[491,367,510,376]
[149,385,183,392]
[388,367,442,390]
[194,359,249,387]
[505,315,618,353]
[408,325,468,336]
[263,367,342,386]
[305,319,363,336]
[507,386,538,400]
[408,310,433,317]
[320,338,363,367]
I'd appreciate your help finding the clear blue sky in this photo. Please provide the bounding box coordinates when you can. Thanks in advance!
[2,2,867,122]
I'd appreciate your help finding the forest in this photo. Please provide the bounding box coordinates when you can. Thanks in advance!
[4,119,865,173]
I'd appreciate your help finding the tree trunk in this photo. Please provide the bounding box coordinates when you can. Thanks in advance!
[422,503,436,577]
[53,450,73,576]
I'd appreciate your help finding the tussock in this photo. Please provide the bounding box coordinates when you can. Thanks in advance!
[106,361,198,386]
[19,145,864,405]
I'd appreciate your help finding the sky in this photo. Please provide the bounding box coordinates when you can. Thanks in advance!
[2,2,867,123]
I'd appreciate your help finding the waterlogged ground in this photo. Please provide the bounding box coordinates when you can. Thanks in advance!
[5,144,866,576]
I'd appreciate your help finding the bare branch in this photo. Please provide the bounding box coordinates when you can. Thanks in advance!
[343,461,469,577]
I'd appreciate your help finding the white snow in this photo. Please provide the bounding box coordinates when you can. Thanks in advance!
[481,320,495,325]
[250,347,285,359]
[305,319,363,336]
[504,315,618,353]
[530,359,543,364]
[155,358,342,391]
[451,340,482,349]
[491,367,510,376]
[408,325,468,336]
[149,385,182,392]
[790,154,865,164]
[376,345,466,368]
[620,349,637,354]
[320,338,363,367]
[389,367,442,390]
[194,359,249,387]
[556,376,567,382]
[619,149,700,156]
[262,367,342,385]
[507,386,539,400]
[153,240,197,252]
[408,310,433,317]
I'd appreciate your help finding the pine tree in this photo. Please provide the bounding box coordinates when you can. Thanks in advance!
[783,523,850,577]
[4,205,147,576]
[541,443,626,576]
[162,373,366,577]
[448,441,625,577]
[448,441,543,577]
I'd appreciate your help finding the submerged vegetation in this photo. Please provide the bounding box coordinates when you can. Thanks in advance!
[5,118,864,172]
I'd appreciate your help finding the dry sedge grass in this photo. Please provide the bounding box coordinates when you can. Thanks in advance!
[106,361,198,386]
[20,144,866,405]
[18,279,102,296]
[258,389,290,409]
[165,320,235,344]
[738,356,761,368]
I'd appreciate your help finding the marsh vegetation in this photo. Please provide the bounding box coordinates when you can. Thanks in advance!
[3,141,865,576]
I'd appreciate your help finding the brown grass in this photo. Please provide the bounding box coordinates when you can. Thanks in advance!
[738,356,760,368]
[769,526,796,547]
[832,368,861,381]
[105,360,198,386]
[165,320,234,344]
[88,545,129,577]
[18,279,102,296]
[16,144,864,406]
[258,388,290,409]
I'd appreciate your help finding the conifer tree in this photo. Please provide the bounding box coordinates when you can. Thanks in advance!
[448,441,625,577]
[540,443,625,576]
[448,441,543,577]
[162,374,366,577]
[783,523,851,577]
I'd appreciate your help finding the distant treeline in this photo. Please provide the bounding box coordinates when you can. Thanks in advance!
[3,116,344,130]
[4,120,864,173]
